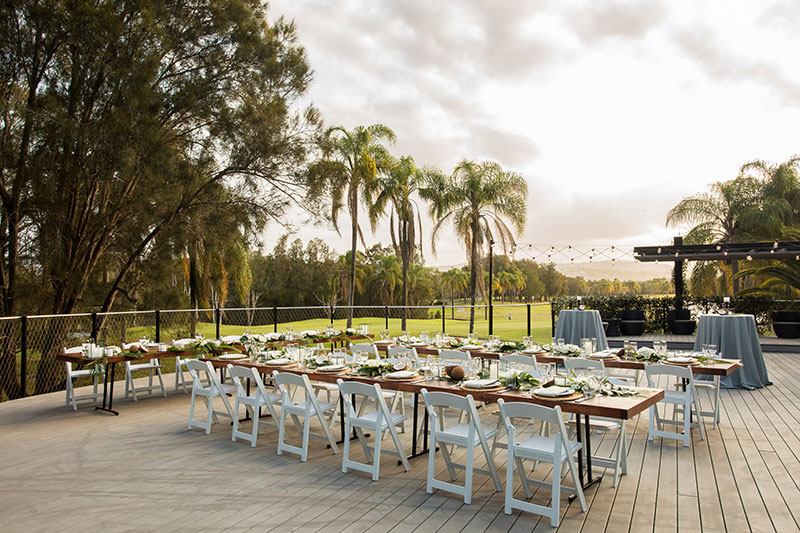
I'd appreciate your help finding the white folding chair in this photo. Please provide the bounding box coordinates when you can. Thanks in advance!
[421,389,502,504]
[563,358,628,486]
[437,348,471,367]
[123,342,165,401]
[273,371,339,462]
[186,359,234,434]
[491,354,545,455]
[63,347,102,410]
[645,363,706,447]
[692,376,722,429]
[498,399,587,527]
[172,338,198,392]
[337,379,410,480]
[228,364,281,447]
[350,343,381,359]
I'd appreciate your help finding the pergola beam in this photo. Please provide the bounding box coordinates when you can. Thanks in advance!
[633,241,800,263]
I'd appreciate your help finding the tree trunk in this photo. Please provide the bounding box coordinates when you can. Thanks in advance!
[468,220,480,334]
[347,188,358,328]
[731,259,740,294]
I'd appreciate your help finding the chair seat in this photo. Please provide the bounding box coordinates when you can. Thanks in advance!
[351,411,406,430]
[438,422,498,445]
[286,400,336,415]
[311,382,340,392]
[69,369,98,378]
[128,362,162,371]
[567,417,621,431]
[663,390,694,404]
[516,434,582,461]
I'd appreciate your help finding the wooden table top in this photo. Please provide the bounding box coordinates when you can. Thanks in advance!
[373,343,742,377]
[203,357,664,420]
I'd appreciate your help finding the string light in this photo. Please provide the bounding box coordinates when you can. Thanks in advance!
[513,243,636,263]
[747,255,753,261]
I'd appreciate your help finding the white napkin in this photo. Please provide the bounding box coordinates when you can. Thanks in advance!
[533,386,574,397]
[462,379,500,389]
[385,370,418,379]
[317,364,347,372]
[590,352,614,358]
[266,357,292,365]
[670,356,695,363]
[461,344,484,350]
[219,353,245,360]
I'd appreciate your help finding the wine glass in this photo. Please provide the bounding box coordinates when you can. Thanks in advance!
[380,329,390,340]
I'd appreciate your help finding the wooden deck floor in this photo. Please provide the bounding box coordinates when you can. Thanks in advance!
[0,354,797,532]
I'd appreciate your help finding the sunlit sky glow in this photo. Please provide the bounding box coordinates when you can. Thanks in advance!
[267,0,800,268]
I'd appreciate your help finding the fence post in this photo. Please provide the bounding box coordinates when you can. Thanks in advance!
[91,312,98,340]
[273,306,278,333]
[20,316,27,398]
[551,304,556,336]
[155,310,161,343]
[385,306,389,330]
[215,308,221,340]
[442,304,446,333]
[527,304,531,337]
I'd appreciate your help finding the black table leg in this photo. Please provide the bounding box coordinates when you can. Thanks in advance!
[571,413,602,499]
[95,362,119,416]
[405,391,433,461]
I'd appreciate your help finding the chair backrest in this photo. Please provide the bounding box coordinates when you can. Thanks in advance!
[227,364,270,401]
[499,353,539,372]
[186,359,215,389]
[564,358,604,374]
[273,371,316,410]
[497,399,571,455]
[645,362,693,385]
[337,379,391,422]
[438,349,471,362]
[350,343,380,359]
[421,389,481,431]
[388,345,420,368]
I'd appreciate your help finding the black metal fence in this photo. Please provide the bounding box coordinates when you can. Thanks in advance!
[0,303,551,403]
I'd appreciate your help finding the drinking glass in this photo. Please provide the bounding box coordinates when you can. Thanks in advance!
[523,336,532,348]
[557,338,565,347]
[629,341,637,352]
[196,332,204,341]
[707,344,718,358]
[420,331,429,343]
[380,329,390,340]
[591,338,598,352]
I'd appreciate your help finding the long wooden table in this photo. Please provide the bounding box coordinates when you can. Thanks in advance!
[55,334,374,415]
[374,342,743,377]
[205,356,664,490]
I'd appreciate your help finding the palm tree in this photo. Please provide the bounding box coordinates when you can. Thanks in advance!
[370,253,402,305]
[326,124,396,326]
[369,155,437,329]
[666,176,763,294]
[423,159,528,333]
[441,267,468,314]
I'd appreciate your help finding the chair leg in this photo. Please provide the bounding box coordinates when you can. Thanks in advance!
[372,426,382,481]
[188,389,196,430]
[156,368,166,397]
[504,446,515,515]
[250,405,260,447]
[648,406,655,441]
[426,432,437,494]
[342,419,352,473]
[232,397,241,442]
[301,415,311,462]
[683,399,691,447]
[464,443,474,504]
[550,455,562,527]
[205,395,214,434]
[277,409,287,456]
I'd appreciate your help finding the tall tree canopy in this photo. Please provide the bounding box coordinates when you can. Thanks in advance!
[423,159,528,333]
[0,0,327,395]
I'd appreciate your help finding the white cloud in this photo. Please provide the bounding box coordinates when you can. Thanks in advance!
[267,0,800,267]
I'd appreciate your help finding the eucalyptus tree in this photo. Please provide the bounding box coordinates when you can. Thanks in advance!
[666,176,763,294]
[0,0,327,395]
[323,124,396,326]
[369,156,438,329]
[423,160,528,333]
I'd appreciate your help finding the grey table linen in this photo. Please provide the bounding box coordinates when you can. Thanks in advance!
[554,309,608,350]
[693,314,771,389]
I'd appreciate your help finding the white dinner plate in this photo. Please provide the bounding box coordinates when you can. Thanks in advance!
[373,340,394,344]
[384,370,419,379]
[265,357,293,365]
[317,364,347,372]
[669,356,696,363]
[219,353,246,360]
[461,344,484,350]
[533,386,575,397]
[462,379,500,389]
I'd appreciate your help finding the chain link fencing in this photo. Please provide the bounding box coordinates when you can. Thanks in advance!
[0,303,554,403]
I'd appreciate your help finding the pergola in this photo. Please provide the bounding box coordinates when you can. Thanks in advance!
[633,237,800,303]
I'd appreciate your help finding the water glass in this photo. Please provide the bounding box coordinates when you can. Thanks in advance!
[629,341,637,352]
[557,338,565,347]
[591,338,598,352]
[707,344,718,358]
[380,329,390,340]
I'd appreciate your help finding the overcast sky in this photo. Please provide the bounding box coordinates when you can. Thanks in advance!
[267,0,800,267]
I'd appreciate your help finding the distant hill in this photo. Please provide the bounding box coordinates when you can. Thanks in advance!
[554,260,673,281]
